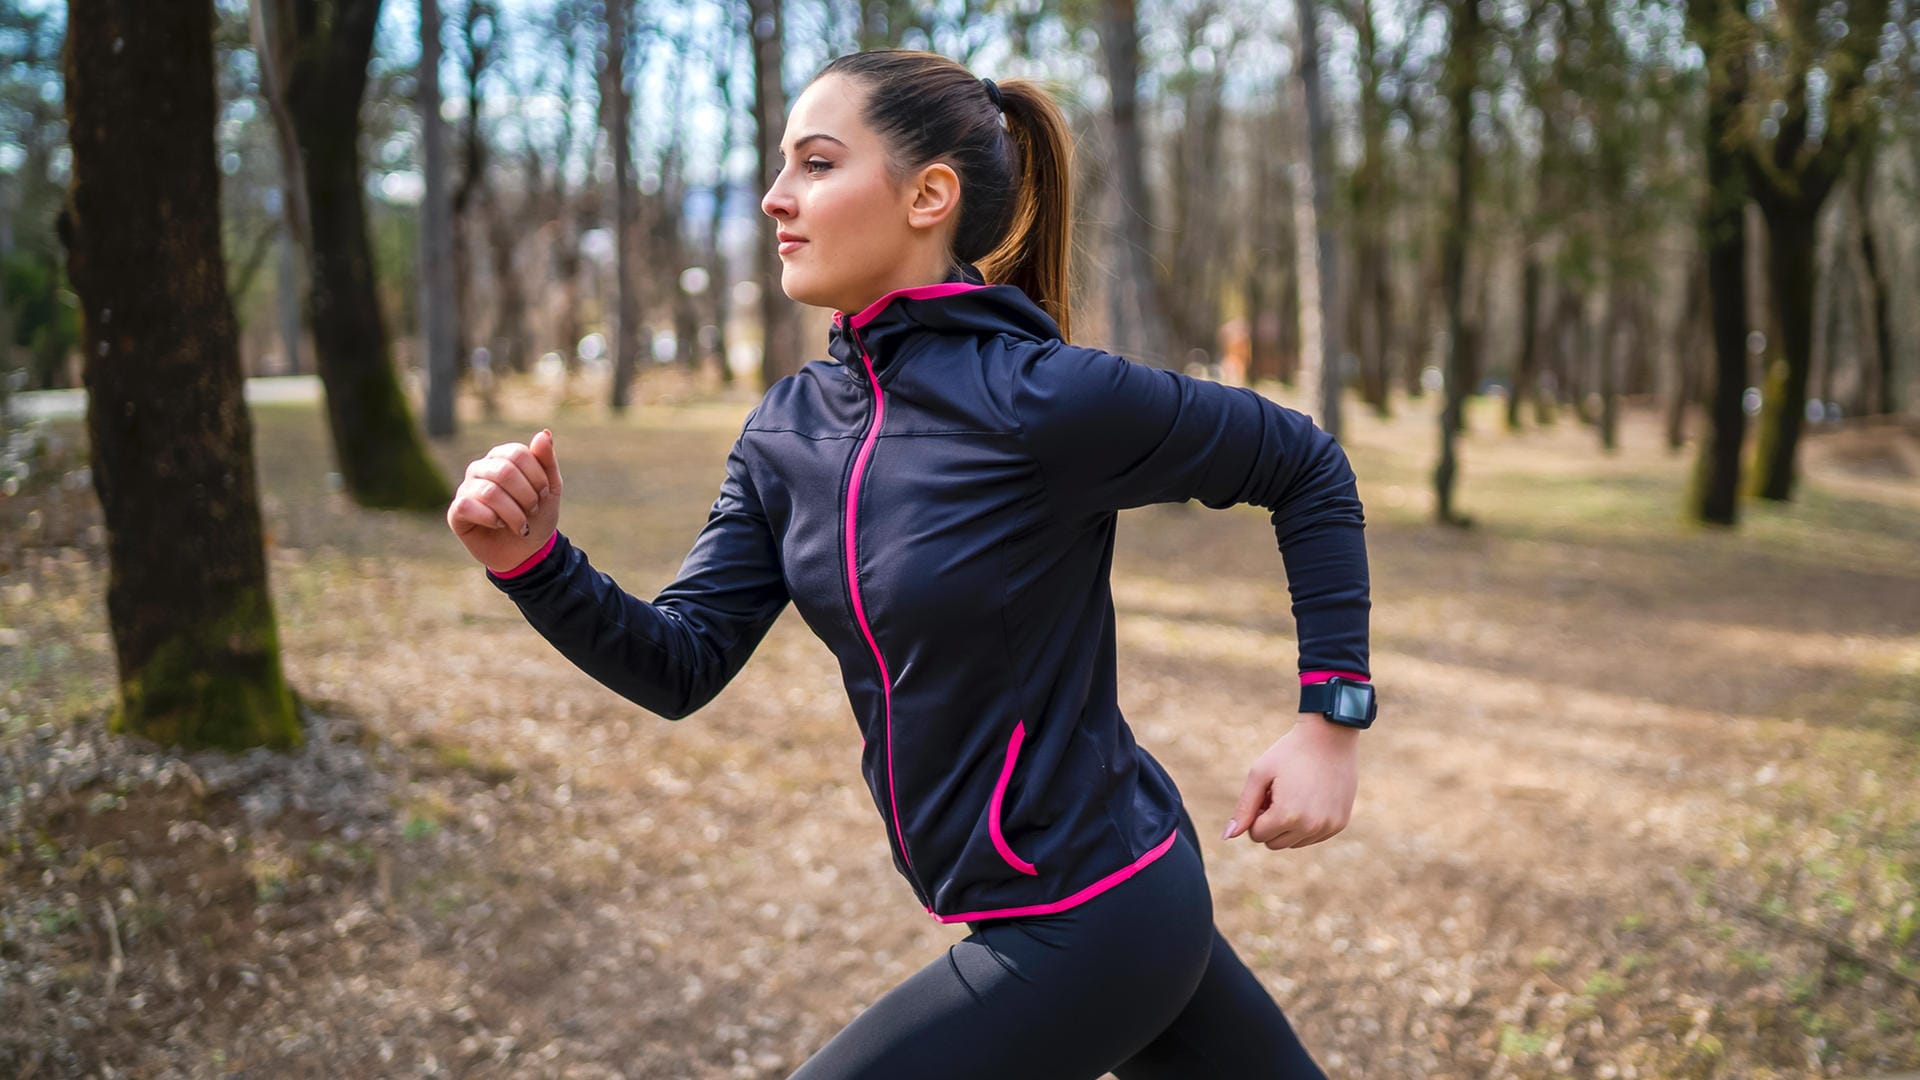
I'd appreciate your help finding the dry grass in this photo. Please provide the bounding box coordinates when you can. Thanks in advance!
[2,371,1917,1079]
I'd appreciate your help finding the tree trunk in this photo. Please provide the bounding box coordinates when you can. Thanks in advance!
[1688,0,1749,526]
[1598,279,1619,452]
[1748,206,1815,501]
[485,190,529,376]
[420,0,458,437]
[255,0,449,509]
[605,0,641,413]
[748,0,799,388]
[1853,156,1895,415]
[275,225,304,375]
[1665,253,1704,452]
[1098,0,1175,367]
[1509,251,1540,432]
[706,54,737,388]
[62,0,301,750]
[1294,0,1343,437]
[1433,0,1477,527]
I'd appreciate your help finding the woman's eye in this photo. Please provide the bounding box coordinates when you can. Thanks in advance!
[804,159,832,174]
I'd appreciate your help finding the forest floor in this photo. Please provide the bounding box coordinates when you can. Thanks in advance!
[3,369,1918,1079]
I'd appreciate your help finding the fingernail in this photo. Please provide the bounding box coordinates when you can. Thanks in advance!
[540,486,551,500]
[1222,820,1237,840]
[520,521,530,537]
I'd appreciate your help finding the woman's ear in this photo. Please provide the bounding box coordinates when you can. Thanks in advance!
[905,161,961,232]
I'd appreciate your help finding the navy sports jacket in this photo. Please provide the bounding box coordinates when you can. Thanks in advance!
[485,263,1371,925]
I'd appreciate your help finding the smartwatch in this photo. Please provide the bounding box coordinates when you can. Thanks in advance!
[1299,676,1377,730]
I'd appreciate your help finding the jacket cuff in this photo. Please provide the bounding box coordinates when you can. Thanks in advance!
[1299,669,1370,685]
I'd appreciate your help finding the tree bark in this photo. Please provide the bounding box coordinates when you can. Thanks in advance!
[420,0,458,437]
[1749,205,1815,500]
[254,0,449,509]
[1509,252,1541,432]
[748,0,799,387]
[1432,0,1477,527]
[1853,153,1895,415]
[1098,0,1176,367]
[604,0,641,413]
[1739,0,1888,501]
[1688,0,1749,526]
[1295,0,1344,437]
[62,0,301,750]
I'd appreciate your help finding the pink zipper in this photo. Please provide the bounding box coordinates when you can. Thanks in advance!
[842,318,919,887]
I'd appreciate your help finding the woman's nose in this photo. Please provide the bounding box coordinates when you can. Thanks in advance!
[762,177,793,220]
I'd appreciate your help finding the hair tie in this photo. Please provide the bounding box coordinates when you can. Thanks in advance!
[981,77,1004,112]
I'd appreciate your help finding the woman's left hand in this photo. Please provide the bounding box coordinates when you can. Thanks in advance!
[1222,715,1360,849]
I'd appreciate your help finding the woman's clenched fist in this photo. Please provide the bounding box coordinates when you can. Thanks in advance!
[449,428,564,574]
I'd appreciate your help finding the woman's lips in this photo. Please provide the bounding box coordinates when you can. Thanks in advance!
[778,239,807,255]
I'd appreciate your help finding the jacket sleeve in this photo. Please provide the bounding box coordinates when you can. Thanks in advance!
[1008,341,1370,681]
[484,419,791,720]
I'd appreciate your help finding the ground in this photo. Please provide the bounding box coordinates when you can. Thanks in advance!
[2,371,1917,1079]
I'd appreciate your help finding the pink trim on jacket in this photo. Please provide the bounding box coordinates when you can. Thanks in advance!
[988,720,1039,876]
[844,282,989,329]
[845,328,916,879]
[490,529,558,579]
[1300,669,1370,685]
[928,825,1182,924]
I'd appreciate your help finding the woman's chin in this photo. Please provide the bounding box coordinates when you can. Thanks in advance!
[779,268,827,309]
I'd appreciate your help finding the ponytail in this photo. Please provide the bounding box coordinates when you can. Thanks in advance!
[976,79,1074,342]
[814,50,1076,342]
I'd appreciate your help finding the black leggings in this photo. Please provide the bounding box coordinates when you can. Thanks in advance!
[788,805,1328,1079]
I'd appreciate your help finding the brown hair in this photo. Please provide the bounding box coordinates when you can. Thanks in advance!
[814,49,1075,341]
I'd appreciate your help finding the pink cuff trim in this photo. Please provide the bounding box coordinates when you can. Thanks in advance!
[1300,670,1370,685]
[490,530,558,579]
[841,282,989,329]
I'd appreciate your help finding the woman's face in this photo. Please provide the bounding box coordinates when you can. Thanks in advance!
[761,73,956,316]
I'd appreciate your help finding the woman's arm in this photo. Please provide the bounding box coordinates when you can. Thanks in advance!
[486,421,791,721]
[1007,340,1370,682]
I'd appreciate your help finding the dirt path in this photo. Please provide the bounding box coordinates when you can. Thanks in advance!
[3,380,1916,1078]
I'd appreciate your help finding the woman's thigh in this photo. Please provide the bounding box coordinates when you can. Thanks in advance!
[787,831,1216,1080]
[1109,924,1328,1079]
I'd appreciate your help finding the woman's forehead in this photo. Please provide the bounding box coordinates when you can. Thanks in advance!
[783,75,870,152]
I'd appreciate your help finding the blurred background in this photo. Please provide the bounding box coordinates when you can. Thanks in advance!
[1,0,1917,1077]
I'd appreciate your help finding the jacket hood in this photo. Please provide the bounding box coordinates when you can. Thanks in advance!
[825,261,1063,383]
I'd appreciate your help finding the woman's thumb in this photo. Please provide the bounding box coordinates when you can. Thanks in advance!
[1225,772,1268,840]
[532,428,563,497]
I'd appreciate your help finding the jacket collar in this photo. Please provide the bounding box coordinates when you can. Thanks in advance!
[825,261,1062,386]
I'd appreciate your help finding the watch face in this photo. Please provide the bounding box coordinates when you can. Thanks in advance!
[1334,682,1374,720]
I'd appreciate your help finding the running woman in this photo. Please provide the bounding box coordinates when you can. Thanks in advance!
[448,48,1373,1080]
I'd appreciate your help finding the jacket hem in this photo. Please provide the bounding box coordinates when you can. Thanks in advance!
[925,824,1181,924]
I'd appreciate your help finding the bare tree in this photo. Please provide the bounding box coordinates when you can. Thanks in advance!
[62,0,301,749]
[1295,0,1345,437]
[421,0,458,437]
[252,0,450,508]
[748,0,799,387]
[1433,0,1481,527]
[602,0,643,412]
[1097,0,1176,367]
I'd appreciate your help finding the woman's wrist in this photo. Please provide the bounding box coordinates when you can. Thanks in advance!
[1294,711,1363,742]
[487,529,559,578]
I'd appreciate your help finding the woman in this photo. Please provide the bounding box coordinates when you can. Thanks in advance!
[449,49,1372,1079]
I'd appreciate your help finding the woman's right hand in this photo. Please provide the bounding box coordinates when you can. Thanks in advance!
[448,428,563,574]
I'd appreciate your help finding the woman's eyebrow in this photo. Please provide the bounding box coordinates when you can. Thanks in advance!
[777,133,849,159]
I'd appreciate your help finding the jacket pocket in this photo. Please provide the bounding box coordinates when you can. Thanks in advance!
[988,719,1040,876]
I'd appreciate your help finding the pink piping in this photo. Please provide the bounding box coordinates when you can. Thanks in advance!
[490,529,558,579]
[1300,670,1370,685]
[987,720,1039,876]
[844,281,989,329]
[929,826,1182,924]
[845,328,915,878]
